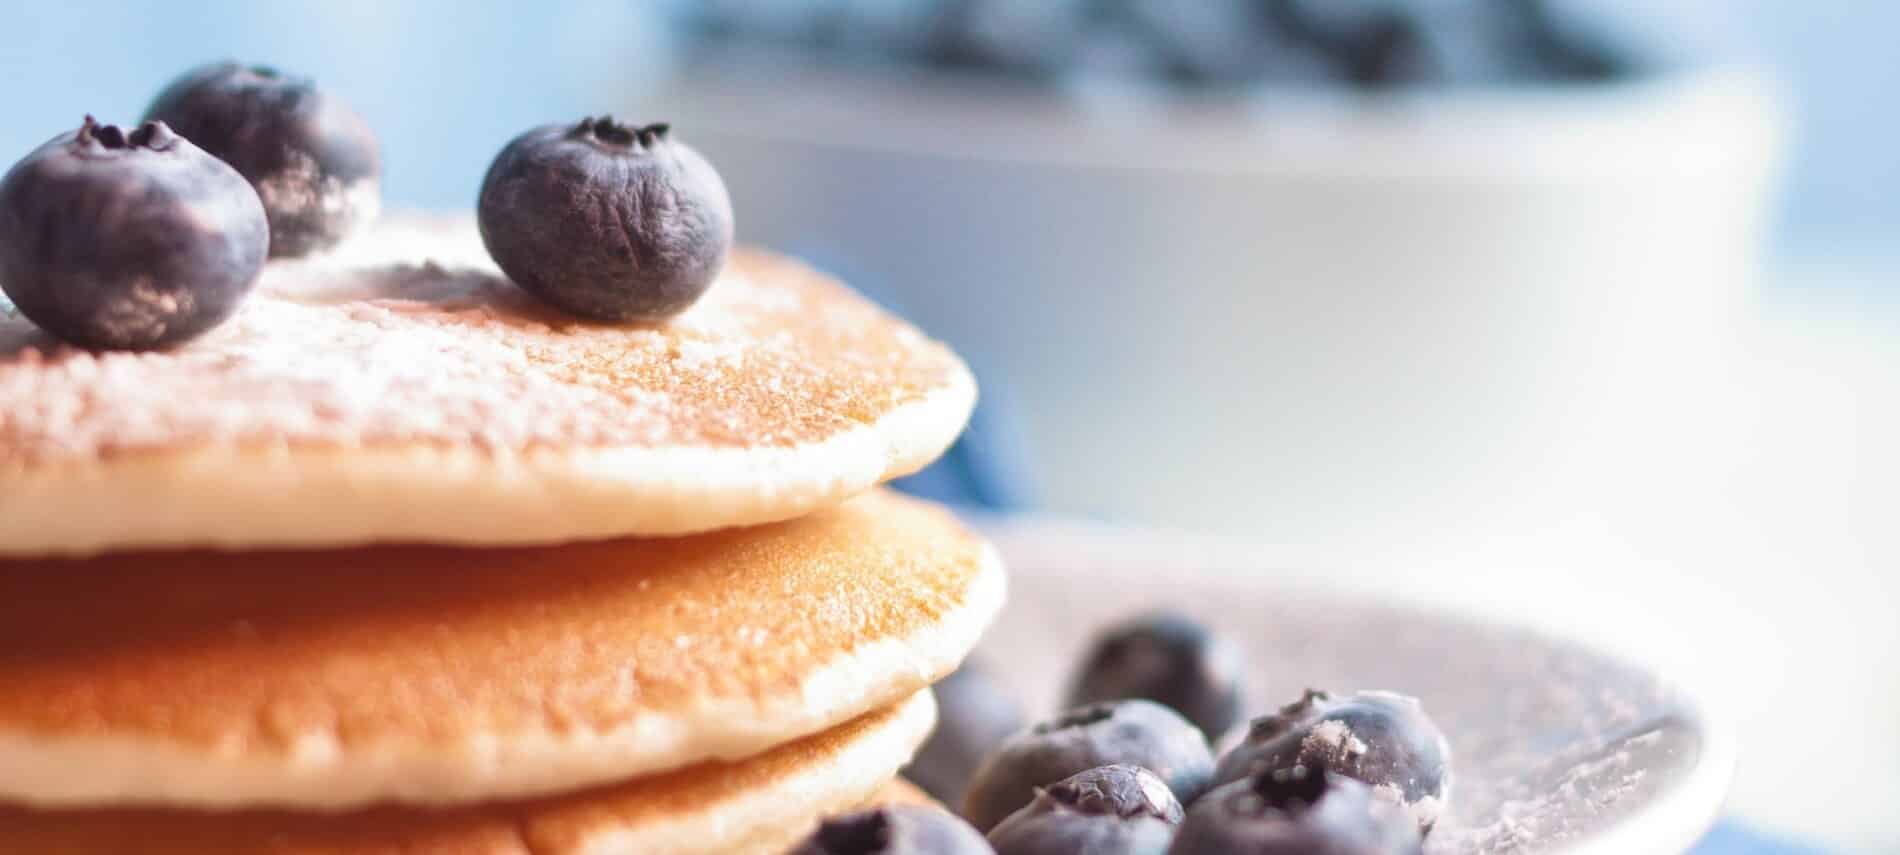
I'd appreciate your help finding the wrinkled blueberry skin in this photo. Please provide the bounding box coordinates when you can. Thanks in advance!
[477,116,733,323]
[145,62,380,258]
[789,804,994,855]
[963,699,1214,833]
[1067,612,1245,742]
[909,661,1028,804]
[988,765,1182,855]
[1212,690,1451,831]
[0,118,268,350]
[1168,768,1421,855]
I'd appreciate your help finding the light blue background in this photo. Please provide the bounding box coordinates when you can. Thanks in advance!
[1,0,1895,247]
[0,2,681,210]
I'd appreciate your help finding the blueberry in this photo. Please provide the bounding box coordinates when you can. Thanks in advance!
[922,0,1089,80]
[908,661,1028,804]
[987,764,1181,855]
[1255,1,1436,89]
[1497,0,1639,83]
[1168,767,1421,854]
[1105,0,1271,87]
[477,116,733,323]
[1212,690,1450,832]
[789,804,994,855]
[145,62,380,258]
[962,699,1214,832]
[0,117,268,350]
[1328,9,1436,88]
[1067,612,1245,743]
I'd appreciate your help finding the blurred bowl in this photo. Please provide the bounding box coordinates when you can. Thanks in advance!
[644,66,1786,536]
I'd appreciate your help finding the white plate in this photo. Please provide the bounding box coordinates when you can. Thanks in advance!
[973,517,1734,855]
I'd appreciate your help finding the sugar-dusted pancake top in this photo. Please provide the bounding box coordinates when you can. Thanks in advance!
[0,692,936,855]
[0,216,975,555]
[0,491,1004,809]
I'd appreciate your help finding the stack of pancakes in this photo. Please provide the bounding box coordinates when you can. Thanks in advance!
[0,218,1004,854]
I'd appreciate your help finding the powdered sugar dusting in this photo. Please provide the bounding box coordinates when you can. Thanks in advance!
[1303,717,1370,764]
[1442,735,1657,853]
[0,215,965,467]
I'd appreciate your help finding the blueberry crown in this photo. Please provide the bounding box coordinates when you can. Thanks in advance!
[1249,765,1330,813]
[1247,688,1332,740]
[571,115,669,148]
[75,116,178,152]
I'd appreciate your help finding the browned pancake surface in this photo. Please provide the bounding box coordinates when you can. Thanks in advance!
[0,696,931,855]
[0,491,998,806]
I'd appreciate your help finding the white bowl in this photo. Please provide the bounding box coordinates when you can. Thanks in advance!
[644,67,1786,537]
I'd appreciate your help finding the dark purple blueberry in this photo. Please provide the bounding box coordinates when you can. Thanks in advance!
[1066,612,1245,742]
[1212,690,1450,832]
[789,804,994,855]
[1496,0,1639,82]
[477,116,733,323]
[1100,1,1277,87]
[908,661,1028,804]
[1328,9,1436,88]
[0,117,268,350]
[1257,1,1436,89]
[962,699,1214,833]
[144,62,380,258]
[922,0,1089,80]
[1167,767,1421,855]
[987,765,1181,855]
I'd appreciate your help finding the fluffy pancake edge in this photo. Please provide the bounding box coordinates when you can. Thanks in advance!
[0,540,1003,809]
[0,365,973,557]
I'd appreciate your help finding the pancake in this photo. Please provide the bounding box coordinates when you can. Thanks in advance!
[0,215,975,557]
[0,690,934,855]
[0,490,1005,809]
